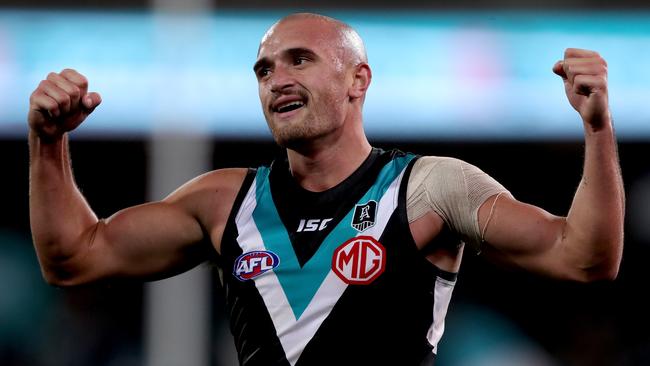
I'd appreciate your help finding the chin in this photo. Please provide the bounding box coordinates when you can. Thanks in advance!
[267,114,337,150]
[273,131,310,150]
[272,126,331,151]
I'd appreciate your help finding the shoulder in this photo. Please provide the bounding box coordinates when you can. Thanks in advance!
[162,168,250,220]
[408,154,510,244]
[412,155,465,170]
[409,156,468,188]
[164,168,250,204]
[409,155,501,184]
[406,156,469,223]
[162,168,251,245]
[196,168,251,191]
[406,154,507,221]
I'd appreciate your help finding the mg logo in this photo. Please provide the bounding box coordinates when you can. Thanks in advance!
[332,236,386,285]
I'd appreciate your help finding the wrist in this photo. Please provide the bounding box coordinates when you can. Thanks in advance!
[29,129,68,162]
[29,128,65,145]
[583,112,613,135]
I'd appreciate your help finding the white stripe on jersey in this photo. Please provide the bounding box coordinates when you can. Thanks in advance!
[427,275,456,354]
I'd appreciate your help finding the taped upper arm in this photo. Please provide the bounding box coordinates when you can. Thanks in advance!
[406,156,510,251]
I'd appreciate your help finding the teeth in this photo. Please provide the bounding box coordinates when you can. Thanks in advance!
[276,101,304,113]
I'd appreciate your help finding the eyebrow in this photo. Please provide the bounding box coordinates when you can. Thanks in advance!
[286,47,318,61]
[253,58,269,74]
[253,47,319,73]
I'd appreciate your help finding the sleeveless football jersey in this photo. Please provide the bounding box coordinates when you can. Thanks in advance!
[218,148,456,366]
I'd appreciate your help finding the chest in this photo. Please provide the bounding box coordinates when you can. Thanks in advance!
[226,160,420,324]
[216,155,457,365]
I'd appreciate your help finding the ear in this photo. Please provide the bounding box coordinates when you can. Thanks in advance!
[349,63,372,100]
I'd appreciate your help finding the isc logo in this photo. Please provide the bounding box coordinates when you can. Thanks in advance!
[332,236,386,285]
[233,250,280,281]
[297,218,333,232]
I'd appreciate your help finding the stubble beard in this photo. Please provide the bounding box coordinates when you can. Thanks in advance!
[267,111,336,150]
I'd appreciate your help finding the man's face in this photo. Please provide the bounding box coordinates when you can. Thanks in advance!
[254,18,352,149]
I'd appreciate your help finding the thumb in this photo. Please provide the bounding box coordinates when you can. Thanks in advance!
[552,60,567,80]
[82,92,102,112]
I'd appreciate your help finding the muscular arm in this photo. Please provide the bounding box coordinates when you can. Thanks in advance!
[478,49,624,282]
[30,131,211,286]
[30,131,247,286]
[28,69,244,286]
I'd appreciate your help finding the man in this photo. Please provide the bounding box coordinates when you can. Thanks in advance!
[28,13,624,366]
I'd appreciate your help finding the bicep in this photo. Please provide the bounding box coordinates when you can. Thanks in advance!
[47,168,247,287]
[62,199,209,285]
[478,194,574,279]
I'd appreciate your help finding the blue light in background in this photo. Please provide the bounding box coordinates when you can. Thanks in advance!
[1,10,648,140]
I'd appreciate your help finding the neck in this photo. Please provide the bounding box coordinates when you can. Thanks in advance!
[286,119,372,192]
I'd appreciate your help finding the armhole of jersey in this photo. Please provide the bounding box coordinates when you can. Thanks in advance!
[431,265,458,282]
[397,155,422,253]
[399,156,461,283]
[220,168,258,260]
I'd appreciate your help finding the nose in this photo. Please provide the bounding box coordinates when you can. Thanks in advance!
[269,65,296,93]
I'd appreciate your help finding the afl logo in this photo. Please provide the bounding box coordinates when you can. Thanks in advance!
[332,236,386,285]
[233,250,280,281]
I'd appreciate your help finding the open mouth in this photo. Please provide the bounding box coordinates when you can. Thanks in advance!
[271,95,307,115]
[275,100,305,113]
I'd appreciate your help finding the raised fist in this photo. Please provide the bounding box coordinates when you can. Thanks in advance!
[28,69,102,139]
[552,48,610,130]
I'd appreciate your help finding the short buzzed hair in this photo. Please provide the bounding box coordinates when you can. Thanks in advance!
[262,13,368,65]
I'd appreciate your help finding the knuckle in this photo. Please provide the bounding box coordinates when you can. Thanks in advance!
[599,64,608,74]
[78,77,88,89]
[30,89,43,99]
[60,68,75,76]
[48,97,59,109]
[29,93,44,108]
[69,85,81,99]
[45,99,57,111]
[39,98,55,112]
[61,68,88,88]
[564,64,573,75]
[57,93,71,108]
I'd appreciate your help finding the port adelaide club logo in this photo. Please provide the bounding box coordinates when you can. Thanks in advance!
[351,200,377,232]
[233,250,280,281]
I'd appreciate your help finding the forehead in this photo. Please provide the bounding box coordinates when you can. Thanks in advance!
[257,18,341,59]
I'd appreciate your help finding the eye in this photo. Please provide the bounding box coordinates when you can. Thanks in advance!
[293,56,309,66]
[256,67,271,78]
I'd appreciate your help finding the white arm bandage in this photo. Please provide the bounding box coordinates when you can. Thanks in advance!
[406,156,510,251]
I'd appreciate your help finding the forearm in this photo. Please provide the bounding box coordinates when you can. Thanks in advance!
[29,130,99,270]
[564,118,625,279]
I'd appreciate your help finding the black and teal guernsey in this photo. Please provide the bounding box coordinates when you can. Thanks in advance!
[219,148,456,366]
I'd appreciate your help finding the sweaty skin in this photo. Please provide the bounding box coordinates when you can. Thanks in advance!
[28,13,623,287]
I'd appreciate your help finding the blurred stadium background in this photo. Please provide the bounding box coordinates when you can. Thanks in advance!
[1,0,649,365]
